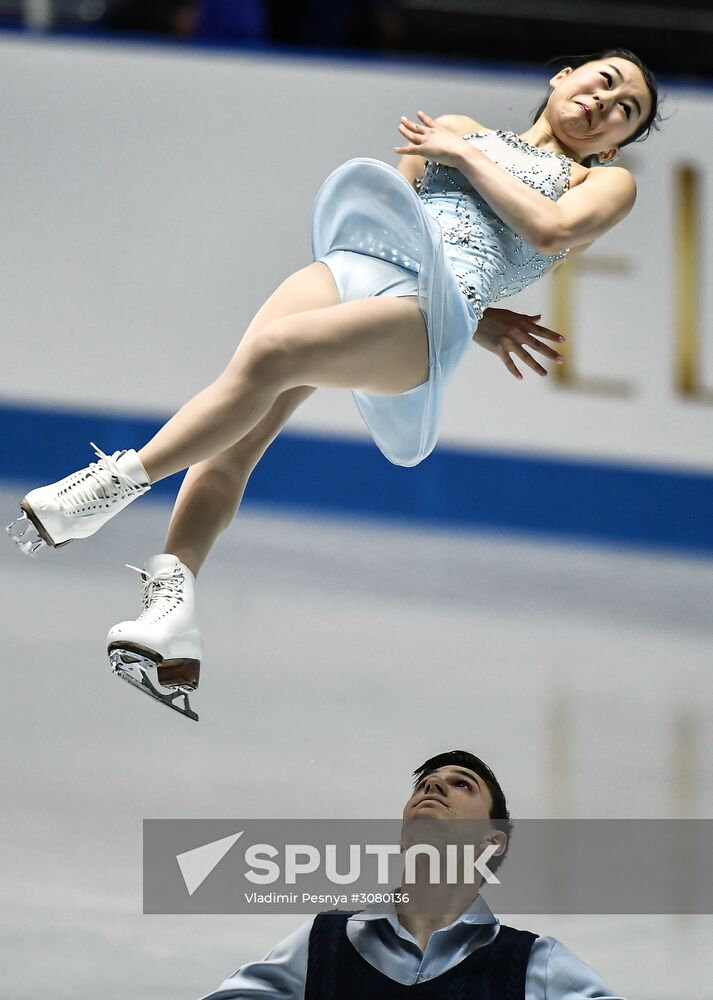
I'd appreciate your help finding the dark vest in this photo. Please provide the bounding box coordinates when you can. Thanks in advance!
[305,912,537,999]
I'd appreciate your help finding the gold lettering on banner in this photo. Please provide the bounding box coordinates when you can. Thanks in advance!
[550,255,634,395]
[674,165,711,400]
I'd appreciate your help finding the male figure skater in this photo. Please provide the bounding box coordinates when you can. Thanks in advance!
[200,749,625,999]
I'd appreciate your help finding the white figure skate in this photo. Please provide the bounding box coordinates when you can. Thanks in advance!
[6,443,150,556]
[107,554,202,722]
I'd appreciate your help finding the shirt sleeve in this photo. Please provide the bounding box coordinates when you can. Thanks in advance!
[199,918,313,999]
[526,937,627,1000]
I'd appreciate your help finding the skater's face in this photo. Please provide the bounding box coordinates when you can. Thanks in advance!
[402,765,494,821]
[547,57,652,162]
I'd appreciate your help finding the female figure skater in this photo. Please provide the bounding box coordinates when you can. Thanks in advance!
[8,49,659,719]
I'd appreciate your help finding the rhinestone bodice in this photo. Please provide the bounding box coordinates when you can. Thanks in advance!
[416,130,571,317]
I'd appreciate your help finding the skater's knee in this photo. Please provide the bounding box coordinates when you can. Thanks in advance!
[231,322,304,389]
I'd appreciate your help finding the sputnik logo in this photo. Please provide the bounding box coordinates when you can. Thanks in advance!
[174,833,501,895]
[176,831,244,896]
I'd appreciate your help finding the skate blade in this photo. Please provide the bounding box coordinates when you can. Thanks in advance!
[109,649,199,722]
[6,510,46,557]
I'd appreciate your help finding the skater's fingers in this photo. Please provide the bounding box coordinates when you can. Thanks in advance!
[399,120,426,142]
[499,343,523,380]
[520,333,564,363]
[400,115,423,131]
[417,110,438,127]
[510,343,548,377]
[398,123,425,145]
[397,123,416,141]
[521,319,566,343]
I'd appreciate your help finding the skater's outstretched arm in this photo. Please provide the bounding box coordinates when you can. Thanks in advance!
[199,919,311,998]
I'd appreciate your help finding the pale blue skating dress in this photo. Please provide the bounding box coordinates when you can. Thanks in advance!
[311,130,571,467]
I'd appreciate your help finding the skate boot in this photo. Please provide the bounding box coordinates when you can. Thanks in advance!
[6,443,150,556]
[107,554,202,722]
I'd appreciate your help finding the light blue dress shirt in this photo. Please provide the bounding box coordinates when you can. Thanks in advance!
[200,895,625,999]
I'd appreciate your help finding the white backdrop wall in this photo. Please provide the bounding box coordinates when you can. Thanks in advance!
[1,33,711,471]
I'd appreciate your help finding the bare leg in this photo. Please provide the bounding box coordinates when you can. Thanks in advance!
[162,260,344,576]
[137,262,427,483]
[164,385,314,576]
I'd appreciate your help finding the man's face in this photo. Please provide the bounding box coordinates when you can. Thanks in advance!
[402,765,494,821]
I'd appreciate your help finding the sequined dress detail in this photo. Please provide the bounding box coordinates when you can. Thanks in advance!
[311,130,571,466]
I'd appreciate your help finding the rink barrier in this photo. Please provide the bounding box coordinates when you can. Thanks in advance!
[1,399,712,555]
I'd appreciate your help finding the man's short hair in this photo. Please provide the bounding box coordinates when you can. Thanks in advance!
[412,750,512,871]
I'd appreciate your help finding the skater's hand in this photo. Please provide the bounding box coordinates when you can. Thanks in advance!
[394,111,470,168]
[473,308,566,380]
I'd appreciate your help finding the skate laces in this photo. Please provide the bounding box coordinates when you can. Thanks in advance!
[56,442,144,514]
[126,563,184,620]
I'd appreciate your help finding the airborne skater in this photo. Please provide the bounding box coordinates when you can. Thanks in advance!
[8,51,659,721]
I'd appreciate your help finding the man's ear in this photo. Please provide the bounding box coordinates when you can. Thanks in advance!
[487,830,508,857]
[549,66,573,88]
[597,146,621,164]
[478,829,508,859]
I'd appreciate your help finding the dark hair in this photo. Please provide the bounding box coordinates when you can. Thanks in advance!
[532,48,662,159]
[412,749,512,872]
